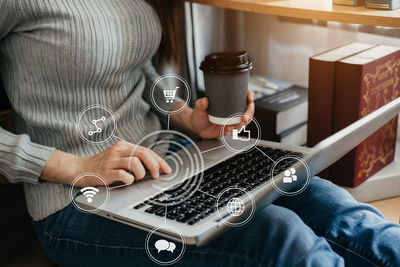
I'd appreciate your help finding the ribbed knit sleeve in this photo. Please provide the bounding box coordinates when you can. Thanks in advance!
[0,128,55,184]
[0,0,55,184]
[0,0,19,39]
[142,61,184,123]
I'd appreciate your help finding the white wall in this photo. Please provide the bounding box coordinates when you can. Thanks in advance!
[190,3,400,141]
[192,4,400,88]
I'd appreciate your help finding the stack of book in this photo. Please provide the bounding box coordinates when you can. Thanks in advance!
[333,0,400,9]
[366,0,400,9]
[308,43,400,187]
[333,0,365,6]
[249,85,308,146]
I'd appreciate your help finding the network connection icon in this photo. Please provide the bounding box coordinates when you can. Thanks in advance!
[88,116,106,136]
[80,186,99,203]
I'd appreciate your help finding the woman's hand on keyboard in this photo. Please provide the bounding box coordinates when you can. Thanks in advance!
[40,141,171,187]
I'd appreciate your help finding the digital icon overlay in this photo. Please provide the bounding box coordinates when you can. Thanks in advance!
[270,156,311,196]
[216,187,255,227]
[77,105,116,144]
[221,113,261,153]
[226,197,245,217]
[69,173,110,213]
[283,168,297,184]
[163,86,179,103]
[80,186,99,203]
[145,225,186,265]
[88,116,106,136]
[150,74,191,115]
[232,126,251,141]
[131,130,204,207]
[155,240,176,253]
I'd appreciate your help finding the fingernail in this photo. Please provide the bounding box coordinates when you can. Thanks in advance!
[166,165,172,173]
[154,172,159,178]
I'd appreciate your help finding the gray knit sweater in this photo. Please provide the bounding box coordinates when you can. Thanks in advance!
[0,0,175,220]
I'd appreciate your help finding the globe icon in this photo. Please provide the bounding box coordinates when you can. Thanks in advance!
[226,197,245,217]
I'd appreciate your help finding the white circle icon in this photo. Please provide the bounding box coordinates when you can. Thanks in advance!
[77,105,116,144]
[216,187,255,227]
[145,225,186,265]
[69,173,110,213]
[150,74,191,115]
[270,156,311,196]
[220,113,261,153]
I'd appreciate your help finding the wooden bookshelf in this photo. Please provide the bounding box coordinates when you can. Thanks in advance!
[187,0,400,28]
[370,196,400,223]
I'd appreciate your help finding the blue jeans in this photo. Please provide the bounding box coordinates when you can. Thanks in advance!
[33,177,400,267]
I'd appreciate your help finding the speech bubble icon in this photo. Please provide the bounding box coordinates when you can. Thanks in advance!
[167,242,176,253]
[155,239,169,253]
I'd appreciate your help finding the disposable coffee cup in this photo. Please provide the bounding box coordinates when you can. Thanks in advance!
[200,51,253,125]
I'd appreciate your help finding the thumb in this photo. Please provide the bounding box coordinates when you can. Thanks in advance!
[195,97,208,111]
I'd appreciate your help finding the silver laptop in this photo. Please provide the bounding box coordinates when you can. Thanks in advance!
[76,97,400,247]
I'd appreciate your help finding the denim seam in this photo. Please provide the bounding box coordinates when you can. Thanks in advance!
[306,221,389,267]
[44,229,266,266]
[322,234,379,266]
[43,230,144,250]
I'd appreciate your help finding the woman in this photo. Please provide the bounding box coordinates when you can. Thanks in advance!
[0,0,399,266]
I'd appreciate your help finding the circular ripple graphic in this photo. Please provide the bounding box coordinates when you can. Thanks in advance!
[131,130,204,207]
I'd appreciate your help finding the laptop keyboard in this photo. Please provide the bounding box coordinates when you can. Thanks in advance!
[133,146,302,226]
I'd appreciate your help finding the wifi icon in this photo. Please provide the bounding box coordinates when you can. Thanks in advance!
[80,187,99,203]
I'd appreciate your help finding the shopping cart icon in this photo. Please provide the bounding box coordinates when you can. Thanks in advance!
[163,86,179,103]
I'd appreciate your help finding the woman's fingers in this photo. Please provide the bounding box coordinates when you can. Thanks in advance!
[149,149,172,174]
[247,89,255,103]
[107,141,134,157]
[224,125,234,135]
[109,142,170,172]
[194,97,208,112]
[108,170,135,185]
[109,157,147,180]
[106,140,172,179]
[135,148,164,178]
[242,90,255,124]
[130,145,172,178]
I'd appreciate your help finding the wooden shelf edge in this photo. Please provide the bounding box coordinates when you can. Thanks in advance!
[187,0,400,28]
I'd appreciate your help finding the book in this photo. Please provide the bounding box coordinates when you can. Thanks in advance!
[248,75,293,100]
[307,43,375,148]
[333,0,365,6]
[343,141,400,202]
[332,45,400,187]
[366,0,400,9]
[250,86,307,141]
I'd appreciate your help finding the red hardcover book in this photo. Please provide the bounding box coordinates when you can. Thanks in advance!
[308,43,375,147]
[308,43,375,177]
[332,45,400,187]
